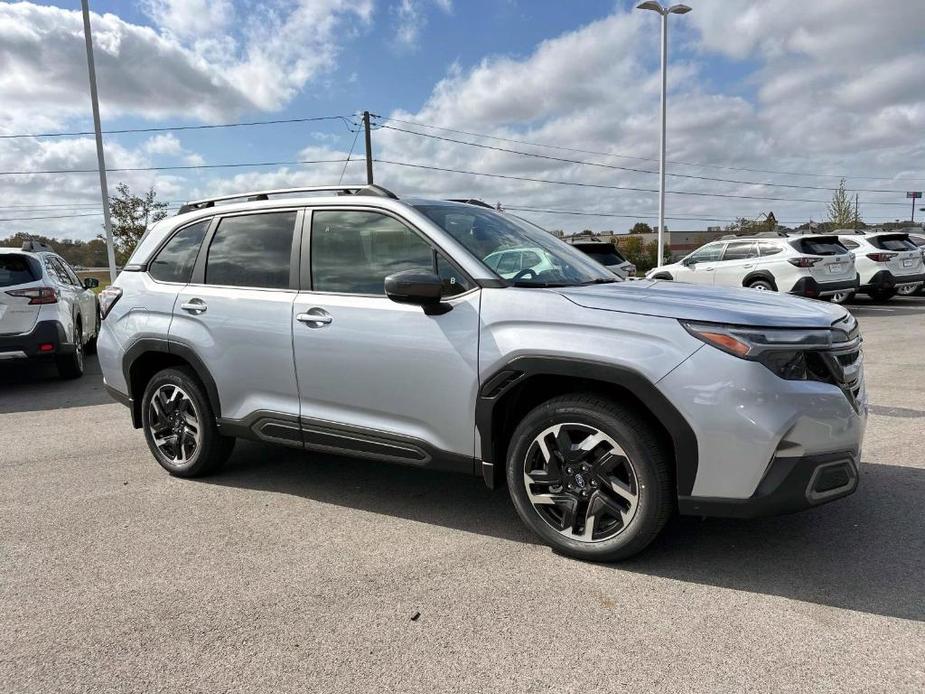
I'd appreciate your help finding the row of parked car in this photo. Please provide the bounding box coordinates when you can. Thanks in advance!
[643,230,925,304]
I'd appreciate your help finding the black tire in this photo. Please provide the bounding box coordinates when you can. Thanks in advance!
[85,309,100,355]
[141,366,235,478]
[747,278,775,291]
[56,319,84,379]
[868,288,896,303]
[506,393,673,562]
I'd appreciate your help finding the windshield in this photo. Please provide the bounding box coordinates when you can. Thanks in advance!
[413,204,615,287]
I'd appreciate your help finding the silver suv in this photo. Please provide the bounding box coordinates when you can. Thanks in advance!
[98,185,867,561]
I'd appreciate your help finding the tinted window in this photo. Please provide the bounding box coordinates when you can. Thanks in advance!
[576,245,625,266]
[45,257,73,285]
[841,238,860,250]
[312,210,433,294]
[790,237,847,256]
[497,252,519,275]
[909,235,925,248]
[870,235,917,251]
[436,254,473,297]
[0,254,37,287]
[150,220,209,283]
[722,241,758,260]
[758,242,783,256]
[687,243,723,263]
[206,212,296,289]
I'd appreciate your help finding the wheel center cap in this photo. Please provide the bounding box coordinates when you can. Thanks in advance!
[574,472,587,488]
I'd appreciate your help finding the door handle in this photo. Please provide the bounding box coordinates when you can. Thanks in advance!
[180,299,207,314]
[743,264,754,269]
[297,307,333,328]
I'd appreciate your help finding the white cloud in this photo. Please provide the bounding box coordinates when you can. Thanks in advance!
[141,0,236,40]
[391,0,453,50]
[143,133,184,156]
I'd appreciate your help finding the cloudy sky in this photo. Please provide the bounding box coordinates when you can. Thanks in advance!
[2,0,924,241]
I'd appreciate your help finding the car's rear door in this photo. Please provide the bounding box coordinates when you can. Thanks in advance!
[713,241,758,287]
[291,207,480,467]
[171,209,302,427]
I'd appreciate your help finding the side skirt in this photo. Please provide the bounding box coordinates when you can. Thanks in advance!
[216,411,475,475]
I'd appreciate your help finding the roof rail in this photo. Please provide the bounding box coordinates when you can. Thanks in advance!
[446,198,494,209]
[177,184,398,215]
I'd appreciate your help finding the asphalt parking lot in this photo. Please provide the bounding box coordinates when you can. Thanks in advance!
[2,296,924,693]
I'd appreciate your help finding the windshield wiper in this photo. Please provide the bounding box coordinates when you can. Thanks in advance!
[580,277,619,285]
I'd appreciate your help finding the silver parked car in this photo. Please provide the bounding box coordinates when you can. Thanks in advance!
[98,186,867,561]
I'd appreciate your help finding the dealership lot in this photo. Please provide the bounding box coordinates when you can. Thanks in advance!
[1,298,924,693]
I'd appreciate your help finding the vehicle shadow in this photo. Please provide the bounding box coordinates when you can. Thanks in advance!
[0,354,112,413]
[209,441,924,622]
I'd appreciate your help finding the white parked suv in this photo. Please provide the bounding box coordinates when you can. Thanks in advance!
[647,234,858,301]
[835,231,925,302]
[0,240,100,378]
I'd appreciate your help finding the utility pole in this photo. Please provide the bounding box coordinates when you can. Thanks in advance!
[854,193,859,232]
[81,0,117,283]
[362,111,374,185]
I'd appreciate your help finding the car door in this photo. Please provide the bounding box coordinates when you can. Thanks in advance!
[292,207,480,467]
[712,241,759,288]
[44,256,81,341]
[678,242,725,285]
[57,257,97,335]
[171,209,302,426]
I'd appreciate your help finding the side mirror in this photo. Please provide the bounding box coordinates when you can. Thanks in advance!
[83,277,100,289]
[384,269,448,314]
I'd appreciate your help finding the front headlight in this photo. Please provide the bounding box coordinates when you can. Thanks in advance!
[680,321,842,382]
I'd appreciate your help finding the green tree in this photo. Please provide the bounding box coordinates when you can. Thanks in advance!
[629,222,653,234]
[827,178,859,229]
[108,183,168,263]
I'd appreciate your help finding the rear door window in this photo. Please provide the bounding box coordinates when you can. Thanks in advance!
[758,242,783,256]
[722,241,758,260]
[150,219,210,284]
[205,212,297,289]
[45,257,73,285]
[0,255,37,287]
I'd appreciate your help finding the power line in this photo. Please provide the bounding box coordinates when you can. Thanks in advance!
[374,159,913,207]
[377,115,925,183]
[0,212,104,222]
[380,123,916,195]
[0,158,350,177]
[0,115,356,140]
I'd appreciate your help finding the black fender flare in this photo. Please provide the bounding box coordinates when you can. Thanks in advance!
[649,272,673,281]
[122,337,222,427]
[742,270,777,290]
[475,355,699,496]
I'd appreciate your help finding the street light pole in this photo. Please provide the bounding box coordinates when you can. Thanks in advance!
[637,2,691,268]
[81,0,117,282]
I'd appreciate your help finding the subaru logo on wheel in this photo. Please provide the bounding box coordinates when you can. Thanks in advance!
[574,473,586,488]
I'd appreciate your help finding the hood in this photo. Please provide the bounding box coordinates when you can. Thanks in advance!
[557,279,848,328]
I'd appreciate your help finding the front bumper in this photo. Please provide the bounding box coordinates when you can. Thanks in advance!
[789,275,859,298]
[859,270,925,293]
[678,452,859,518]
[657,343,867,506]
[0,320,72,360]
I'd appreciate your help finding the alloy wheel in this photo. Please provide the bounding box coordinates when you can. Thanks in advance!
[896,284,917,296]
[148,384,202,466]
[522,423,639,543]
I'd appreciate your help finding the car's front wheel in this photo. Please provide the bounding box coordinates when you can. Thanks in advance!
[506,394,673,561]
[141,367,235,477]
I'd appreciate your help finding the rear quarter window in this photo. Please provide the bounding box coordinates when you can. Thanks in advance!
[0,254,38,287]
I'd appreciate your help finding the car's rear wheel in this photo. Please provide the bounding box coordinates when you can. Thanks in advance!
[896,284,917,296]
[141,367,235,477]
[506,394,672,561]
[868,287,896,303]
[56,320,84,379]
[748,279,775,291]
